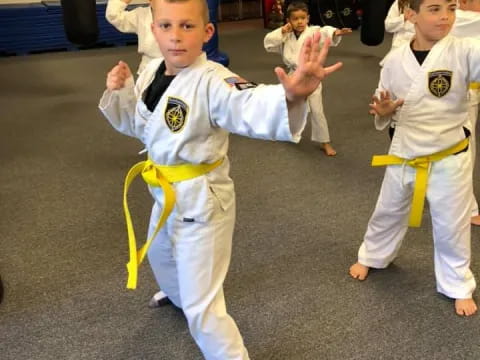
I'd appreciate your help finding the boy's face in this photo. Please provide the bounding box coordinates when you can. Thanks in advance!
[459,0,480,11]
[407,0,456,43]
[150,0,214,74]
[288,10,309,34]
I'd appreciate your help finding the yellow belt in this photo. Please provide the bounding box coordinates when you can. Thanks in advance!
[470,82,480,90]
[371,138,469,228]
[123,158,223,289]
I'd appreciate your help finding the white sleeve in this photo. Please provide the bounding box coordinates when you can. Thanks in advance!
[467,39,480,82]
[207,70,307,142]
[308,25,341,47]
[374,66,393,131]
[384,1,405,33]
[264,27,285,54]
[105,0,140,33]
[98,76,142,138]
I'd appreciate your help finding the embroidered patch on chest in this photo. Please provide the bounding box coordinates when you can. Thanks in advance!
[164,97,189,133]
[428,70,452,98]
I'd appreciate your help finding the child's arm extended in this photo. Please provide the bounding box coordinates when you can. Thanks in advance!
[99,61,142,138]
[310,25,351,47]
[210,33,342,142]
[105,0,140,33]
[384,0,407,33]
[264,24,291,54]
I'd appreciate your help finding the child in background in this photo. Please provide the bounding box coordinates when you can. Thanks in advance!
[106,0,163,74]
[350,0,480,317]
[99,0,342,357]
[264,1,351,156]
[381,0,415,66]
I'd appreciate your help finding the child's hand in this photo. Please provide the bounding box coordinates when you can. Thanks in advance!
[281,23,292,34]
[334,28,352,37]
[106,61,132,91]
[275,32,343,103]
[369,91,404,117]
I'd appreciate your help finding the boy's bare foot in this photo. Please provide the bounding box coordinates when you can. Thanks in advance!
[349,262,369,280]
[455,298,478,316]
[471,215,480,226]
[320,142,337,156]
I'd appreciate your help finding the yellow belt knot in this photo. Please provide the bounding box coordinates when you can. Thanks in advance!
[123,157,223,290]
[371,138,469,228]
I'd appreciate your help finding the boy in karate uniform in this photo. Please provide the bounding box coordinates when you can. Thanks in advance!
[264,1,351,156]
[99,0,342,358]
[349,0,480,317]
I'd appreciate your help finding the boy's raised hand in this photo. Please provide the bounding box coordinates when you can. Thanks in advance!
[106,61,132,91]
[275,32,342,103]
[281,23,293,34]
[369,91,404,117]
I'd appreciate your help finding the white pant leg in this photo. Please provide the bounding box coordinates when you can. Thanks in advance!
[358,165,414,268]
[468,100,479,216]
[147,202,182,307]
[307,83,330,143]
[427,151,476,299]
[173,199,249,360]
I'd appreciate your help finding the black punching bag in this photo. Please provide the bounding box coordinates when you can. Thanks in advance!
[60,0,99,46]
[360,0,389,46]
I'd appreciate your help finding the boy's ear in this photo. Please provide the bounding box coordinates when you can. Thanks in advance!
[204,22,215,43]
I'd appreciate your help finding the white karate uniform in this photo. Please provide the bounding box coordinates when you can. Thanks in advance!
[264,25,340,143]
[360,36,480,299]
[106,0,163,74]
[380,0,415,66]
[451,9,480,216]
[99,53,307,360]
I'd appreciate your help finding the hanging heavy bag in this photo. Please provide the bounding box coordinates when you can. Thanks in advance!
[315,0,344,28]
[360,0,389,46]
[335,0,360,29]
[60,0,99,46]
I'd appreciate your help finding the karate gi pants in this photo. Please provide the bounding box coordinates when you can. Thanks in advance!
[468,99,479,216]
[358,151,476,299]
[307,83,331,143]
[147,191,249,360]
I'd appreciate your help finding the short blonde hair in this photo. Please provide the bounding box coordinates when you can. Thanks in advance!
[151,0,210,23]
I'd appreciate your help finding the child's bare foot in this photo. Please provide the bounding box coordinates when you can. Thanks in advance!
[320,142,337,156]
[349,262,369,280]
[471,215,480,226]
[455,298,478,316]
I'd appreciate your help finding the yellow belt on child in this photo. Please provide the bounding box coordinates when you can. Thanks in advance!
[371,138,469,228]
[470,82,480,90]
[123,158,223,289]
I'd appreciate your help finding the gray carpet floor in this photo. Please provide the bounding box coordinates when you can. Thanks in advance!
[1,20,479,360]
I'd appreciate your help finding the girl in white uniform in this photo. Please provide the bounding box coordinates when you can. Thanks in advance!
[99,0,342,358]
[106,0,163,74]
[264,1,351,156]
[350,0,480,317]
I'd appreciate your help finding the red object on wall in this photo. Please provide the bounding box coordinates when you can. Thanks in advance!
[262,0,276,27]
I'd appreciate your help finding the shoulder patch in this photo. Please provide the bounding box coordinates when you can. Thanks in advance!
[224,76,258,90]
[164,97,188,133]
[428,70,452,98]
